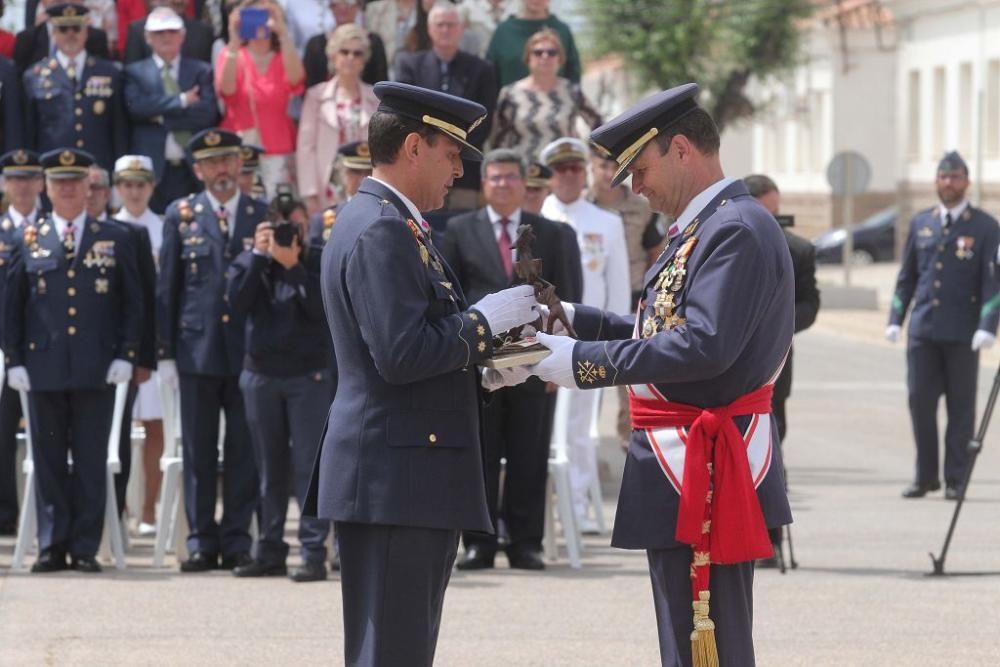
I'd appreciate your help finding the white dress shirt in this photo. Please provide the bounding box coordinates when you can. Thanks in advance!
[205,189,240,226]
[672,176,738,239]
[369,176,423,226]
[115,207,165,256]
[51,209,87,256]
[938,200,969,227]
[55,49,87,79]
[7,207,38,228]
[151,53,189,161]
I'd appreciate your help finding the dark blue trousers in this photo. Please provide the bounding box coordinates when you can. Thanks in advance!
[239,369,332,564]
[647,547,755,667]
[179,373,258,557]
[906,337,979,487]
[336,522,459,667]
[0,384,23,527]
[29,388,115,558]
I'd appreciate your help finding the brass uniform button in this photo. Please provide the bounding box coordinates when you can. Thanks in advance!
[68,326,77,335]
[67,287,76,296]
[76,140,84,148]
[74,123,82,132]
[75,108,82,117]
[935,262,943,269]
[933,280,941,288]
[68,307,76,316]
[29,342,36,350]
[932,299,940,307]
[428,434,438,444]
[222,314,230,323]
[128,350,136,359]
[67,269,75,278]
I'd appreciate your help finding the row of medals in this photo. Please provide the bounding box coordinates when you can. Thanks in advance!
[642,224,699,339]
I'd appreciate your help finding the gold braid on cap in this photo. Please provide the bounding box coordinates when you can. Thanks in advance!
[617,127,659,166]
[422,115,467,140]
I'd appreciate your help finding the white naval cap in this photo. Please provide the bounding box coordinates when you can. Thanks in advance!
[145,6,184,32]
[539,137,590,167]
[114,155,155,182]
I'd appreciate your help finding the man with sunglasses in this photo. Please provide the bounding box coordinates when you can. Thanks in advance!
[302,0,389,88]
[23,4,126,175]
[13,0,110,75]
[540,136,629,531]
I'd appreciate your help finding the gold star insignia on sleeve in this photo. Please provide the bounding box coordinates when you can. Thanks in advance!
[469,313,478,321]
[477,341,487,353]
[576,360,599,384]
[476,325,485,336]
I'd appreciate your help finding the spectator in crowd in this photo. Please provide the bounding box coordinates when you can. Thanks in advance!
[23,4,127,174]
[400,0,431,53]
[125,6,218,212]
[296,23,376,214]
[14,0,110,75]
[520,159,549,214]
[303,0,388,88]
[113,155,164,537]
[123,0,215,64]
[363,0,417,77]
[395,2,496,211]
[489,28,601,162]
[281,0,336,54]
[452,0,508,57]
[307,139,370,246]
[217,0,305,198]
[5,148,143,574]
[485,0,580,87]
[443,149,582,571]
[83,0,118,55]
[226,196,333,582]
[238,143,266,198]
[0,149,44,537]
[0,6,15,58]
[116,0,150,56]
[157,129,267,573]
[539,137,629,531]
[85,163,112,219]
[0,55,24,154]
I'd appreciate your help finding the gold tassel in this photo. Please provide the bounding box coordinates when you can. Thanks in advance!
[690,590,719,667]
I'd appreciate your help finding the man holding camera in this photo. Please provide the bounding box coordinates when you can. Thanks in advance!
[157,128,267,572]
[226,194,333,583]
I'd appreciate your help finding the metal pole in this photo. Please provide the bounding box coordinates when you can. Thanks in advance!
[842,153,853,287]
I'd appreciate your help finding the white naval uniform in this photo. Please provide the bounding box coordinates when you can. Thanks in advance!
[114,207,164,421]
[541,194,630,522]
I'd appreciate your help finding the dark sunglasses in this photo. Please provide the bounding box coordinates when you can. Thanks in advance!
[531,48,559,58]
[56,24,83,34]
[339,48,365,58]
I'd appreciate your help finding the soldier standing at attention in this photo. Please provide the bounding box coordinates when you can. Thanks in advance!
[302,82,538,667]
[525,83,794,666]
[4,148,143,573]
[157,129,267,572]
[887,151,1000,500]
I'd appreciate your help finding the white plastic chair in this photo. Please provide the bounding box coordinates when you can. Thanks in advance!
[583,388,609,535]
[543,387,583,569]
[12,381,130,571]
[153,382,185,567]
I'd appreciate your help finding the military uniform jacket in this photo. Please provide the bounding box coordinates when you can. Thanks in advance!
[303,178,493,532]
[3,215,143,391]
[23,54,128,173]
[566,181,794,550]
[156,191,265,377]
[890,205,1000,342]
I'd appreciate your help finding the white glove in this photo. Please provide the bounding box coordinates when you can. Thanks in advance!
[472,284,538,335]
[481,366,532,392]
[884,325,901,343]
[972,330,996,351]
[528,331,578,388]
[158,359,179,389]
[6,366,30,392]
[537,302,576,336]
[106,359,134,384]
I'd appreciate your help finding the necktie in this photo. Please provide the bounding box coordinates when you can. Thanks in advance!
[440,60,451,93]
[217,207,230,241]
[63,220,76,262]
[497,219,513,280]
[944,212,953,230]
[161,63,192,147]
[66,64,77,88]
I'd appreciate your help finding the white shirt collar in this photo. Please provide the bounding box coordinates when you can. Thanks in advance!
[673,176,738,237]
[7,207,37,227]
[151,53,180,76]
[115,207,155,224]
[369,176,423,224]
[204,190,240,220]
[486,207,521,240]
[51,209,87,251]
[939,200,969,223]
[56,50,86,75]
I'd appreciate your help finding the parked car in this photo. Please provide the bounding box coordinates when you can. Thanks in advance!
[814,206,898,264]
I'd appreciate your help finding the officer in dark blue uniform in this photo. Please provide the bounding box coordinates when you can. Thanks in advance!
[0,149,44,534]
[4,148,143,573]
[156,129,266,572]
[529,84,793,666]
[237,144,267,202]
[302,82,538,667]
[306,140,372,248]
[887,151,1000,499]
[22,5,128,174]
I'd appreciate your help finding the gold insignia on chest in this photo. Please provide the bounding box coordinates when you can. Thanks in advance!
[90,223,100,233]
[419,245,429,265]
[194,203,204,214]
[918,227,933,238]
[93,100,105,115]
[246,205,254,215]
[40,224,50,236]
[94,278,109,294]
[1,219,10,231]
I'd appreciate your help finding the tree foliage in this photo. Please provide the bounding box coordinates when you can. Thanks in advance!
[582,0,815,131]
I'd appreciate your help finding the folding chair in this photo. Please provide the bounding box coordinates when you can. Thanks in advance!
[153,382,185,567]
[543,387,582,569]
[12,382,130,571]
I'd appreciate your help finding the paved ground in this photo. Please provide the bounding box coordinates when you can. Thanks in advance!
[3,264,1000,665]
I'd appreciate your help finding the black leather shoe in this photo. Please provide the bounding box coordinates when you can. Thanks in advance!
[233,558,287,577]
[180,551,219,572]
[901,481,941,498]
[507,549,545,571]
[456,545,495,570]
[290,561,328,582]
[71,556,102,573]
[220,552,253,570]
[945,485,961,500]
[31,550,67,573]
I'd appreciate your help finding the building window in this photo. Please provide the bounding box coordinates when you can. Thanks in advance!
[908,69,921,162]
[959,63,973,155]
[931,66,946,158]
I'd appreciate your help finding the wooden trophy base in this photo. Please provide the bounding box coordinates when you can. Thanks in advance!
[482,337,551,369]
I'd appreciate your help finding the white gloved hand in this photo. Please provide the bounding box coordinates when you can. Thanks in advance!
[158,359,179,389]
[528,331,578,388]
[884,325,901,343]
[106,359,134,384]
[472,284,538,335]
[972,330,996,351]
[536,302,576,336]
[6,366,30,392]
[481,365,532,392]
